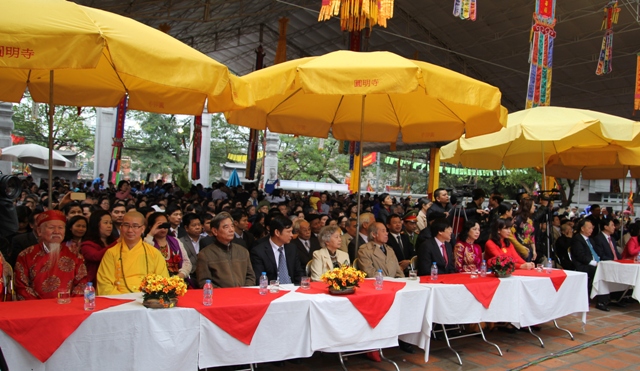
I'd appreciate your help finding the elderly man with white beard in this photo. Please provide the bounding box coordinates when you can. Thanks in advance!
[14,210,88,300]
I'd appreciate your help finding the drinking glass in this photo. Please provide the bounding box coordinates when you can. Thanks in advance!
[269,280,280,293]
[536,264,544,272]
[408,270,417,280]
[300,276,310,290]
[57,289,71,304]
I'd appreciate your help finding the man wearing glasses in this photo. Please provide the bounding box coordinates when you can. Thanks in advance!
[97,211,168,295]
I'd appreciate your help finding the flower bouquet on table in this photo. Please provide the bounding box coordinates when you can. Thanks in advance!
[321,264,366,295]
[139,274,187,308]
[487,255,516,278]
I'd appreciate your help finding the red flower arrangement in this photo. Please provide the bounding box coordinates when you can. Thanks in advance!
[487,255,516,277]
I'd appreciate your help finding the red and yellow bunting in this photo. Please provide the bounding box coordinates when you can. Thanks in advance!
[318,0,394,32]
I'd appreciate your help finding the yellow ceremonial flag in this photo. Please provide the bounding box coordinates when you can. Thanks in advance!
[635,53,640,115]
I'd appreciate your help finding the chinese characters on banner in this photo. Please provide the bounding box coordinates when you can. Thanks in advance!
[109,97,127,185]
[596,0,620,75]
[353,79,379,88]
[526,0,556,109]
[191,116,202,181]
[0,46,35,59]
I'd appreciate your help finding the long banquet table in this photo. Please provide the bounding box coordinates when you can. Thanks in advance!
[591,260,640,301]
[0,272,589,370]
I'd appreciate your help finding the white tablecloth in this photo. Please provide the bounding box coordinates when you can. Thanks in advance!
[0,293,201,371]
[0,273,588,369]
[591,260,640,300]
[401,271,589,362]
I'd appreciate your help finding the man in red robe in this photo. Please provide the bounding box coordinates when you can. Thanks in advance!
[14,210,88,300]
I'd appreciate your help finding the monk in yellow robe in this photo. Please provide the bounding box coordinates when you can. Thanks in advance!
[97,211,168,295]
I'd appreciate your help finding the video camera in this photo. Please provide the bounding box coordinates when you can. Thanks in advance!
[0,173,22,238]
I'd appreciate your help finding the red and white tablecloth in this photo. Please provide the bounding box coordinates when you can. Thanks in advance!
[592,260,640,301]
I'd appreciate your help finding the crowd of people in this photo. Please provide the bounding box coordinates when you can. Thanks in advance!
[1,174,638,355]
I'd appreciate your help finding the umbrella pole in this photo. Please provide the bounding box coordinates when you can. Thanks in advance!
[354,95,366,253]
[577,173,582,210]
[48,70,54,210]
[621,174,626,246]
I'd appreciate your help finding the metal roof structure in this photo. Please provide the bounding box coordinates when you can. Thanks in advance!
[78,0,640,124]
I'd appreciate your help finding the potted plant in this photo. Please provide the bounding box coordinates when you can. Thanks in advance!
[139,274,188,308]
[487,255,516,278]
[320,264,366,295]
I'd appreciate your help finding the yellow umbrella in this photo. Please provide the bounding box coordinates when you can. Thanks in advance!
[0,0,251,114]
[440,106,640,170]
[226,50,504,143]
[545,145,640,180]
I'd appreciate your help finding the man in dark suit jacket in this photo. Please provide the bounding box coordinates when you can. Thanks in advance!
[386,213,415,274]
[592,218,622,261]
[416,218,456,276]
[250,215,304,285]
[231,209,255,250]
[571,219,610,311]
[291,219,320,270]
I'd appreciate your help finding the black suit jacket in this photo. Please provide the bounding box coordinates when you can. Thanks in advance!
[9,232,38,267]
[347,234,368,263]
[387,233,415,262]
[292,236,320,269]
[554,235,575,270]
[592,232,621,261]
[233,232,256,251]
[416,237,456,276]
[571,234,598,275]
[250,239,304,285]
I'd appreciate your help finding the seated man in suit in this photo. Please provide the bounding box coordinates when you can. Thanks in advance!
[386,213,414,274]
[291,219,320,270]
[340,218,357,254]
[357,222,404,278]
[348,212,374,263]
[571,219,611,311]
[250,215,304,285]
[179,213,203,283]
[593,218,622,261]
[231,209,255,250]
[416,218,456,276]
[196,212,255,288]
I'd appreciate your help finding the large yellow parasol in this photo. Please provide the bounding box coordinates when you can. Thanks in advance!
[545,145,640,180]
[0,0,251,114]
[0,0,252,206]
[226,50,504,144]
[440,106,640,170]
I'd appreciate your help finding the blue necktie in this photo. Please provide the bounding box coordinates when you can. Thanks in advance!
[278,247,291,284]
[586,238,600,262]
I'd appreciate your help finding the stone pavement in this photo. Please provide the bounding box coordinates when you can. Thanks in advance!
[209,301,640,371]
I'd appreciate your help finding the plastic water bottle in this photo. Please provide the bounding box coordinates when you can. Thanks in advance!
[480,260,487,277]
[203,280,213,306]
[84,282,95,311]
[546,259,553,273]
[374,269,384,290]
[259,272,268,295]
[431,262,438,281]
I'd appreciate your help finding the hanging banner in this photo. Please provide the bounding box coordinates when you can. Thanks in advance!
[362,152,377,167]
[635,53,640,115]
[190,116,202,181]
[109,97,127,185]
[596,1,620,75]
[453,0,477,21]
[526,0,556,108]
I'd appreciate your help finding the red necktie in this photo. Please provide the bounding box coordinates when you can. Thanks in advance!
[441,243,448,265]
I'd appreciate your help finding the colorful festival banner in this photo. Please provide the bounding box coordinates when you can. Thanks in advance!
[453,0,477,21]
[318,0,395,32]
[362,152,377,167]
[526,0,556,109]
[190,116,202,181]
[596,1,620,75]
[635,53,640,115]
[109,97,127,185]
